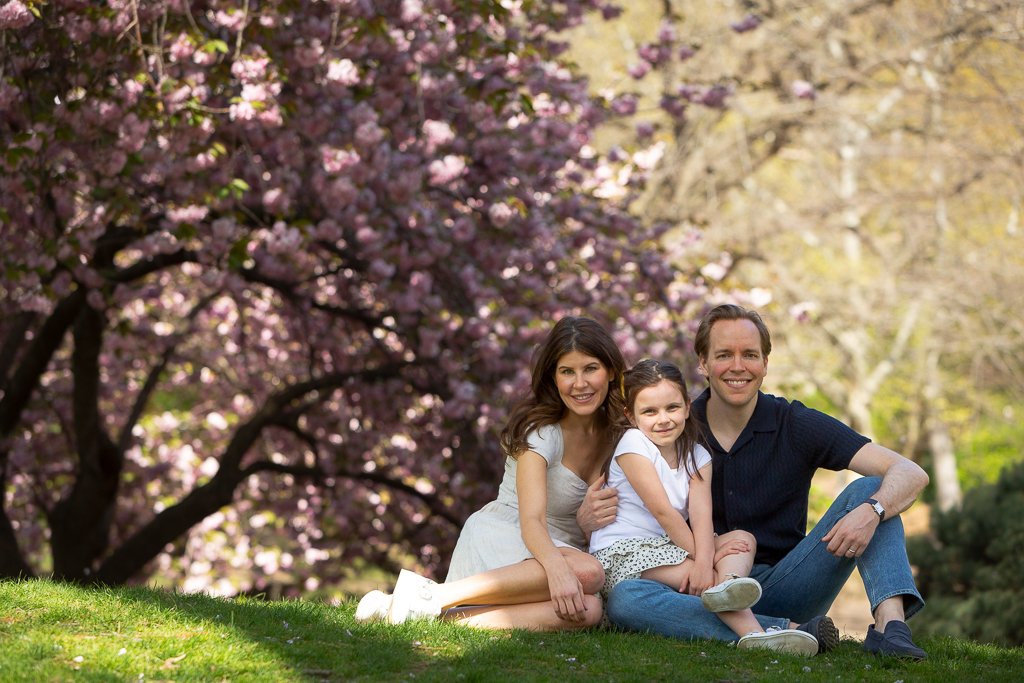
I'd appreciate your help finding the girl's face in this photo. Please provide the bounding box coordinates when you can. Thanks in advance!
[553,351,610,418]
[629,379,689,452]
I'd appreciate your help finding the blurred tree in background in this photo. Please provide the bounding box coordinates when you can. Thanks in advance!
[0,0,714,593]
[567,0,1024,511]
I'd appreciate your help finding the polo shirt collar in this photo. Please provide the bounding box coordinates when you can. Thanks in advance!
[693,387,779,453]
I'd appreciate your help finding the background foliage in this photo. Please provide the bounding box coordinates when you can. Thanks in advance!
[909,460,1024,646]
[0,0,711,594]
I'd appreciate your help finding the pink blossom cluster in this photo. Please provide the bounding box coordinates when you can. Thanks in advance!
[0,0,709,591]
[0,0,33,30]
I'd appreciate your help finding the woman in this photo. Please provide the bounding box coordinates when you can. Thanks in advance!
[356,316,625,630]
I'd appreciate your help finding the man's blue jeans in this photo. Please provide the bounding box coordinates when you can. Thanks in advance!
[606,476,925,641]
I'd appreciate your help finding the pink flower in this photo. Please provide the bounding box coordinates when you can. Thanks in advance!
[791,79,817,100]
[401,0,423,23]
[428,155,465,185]
[167,205,209,225]
[229,100,257,121]
[730,14,762,33]
[627,62,651,80]
[354,121,385,147]
[698,85,731,109]
[488,202,514,228]
[214,9,246,32]
[656,21,677,44]
[610,94,638,116]
[635,121,655,140]
[422,120,454,148]
[678,45,697,61]
[0,1,34,30]
[168,33,195,62]
[262,188,291,214]
[326,59,360,86]
[320,147,360,174]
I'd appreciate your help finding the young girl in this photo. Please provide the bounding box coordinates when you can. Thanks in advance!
[356,316,625,630]
[588,359,818,655]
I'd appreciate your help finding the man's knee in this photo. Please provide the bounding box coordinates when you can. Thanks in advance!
[839,475,882,503]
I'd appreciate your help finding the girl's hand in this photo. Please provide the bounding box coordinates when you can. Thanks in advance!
[713,537,751,564]
[675,558,694,594]
[546,563,588,622]
[687,561,716,597]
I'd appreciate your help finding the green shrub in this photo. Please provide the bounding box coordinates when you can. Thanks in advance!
[909,459,1024,646]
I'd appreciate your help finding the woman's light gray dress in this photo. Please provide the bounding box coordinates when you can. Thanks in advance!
[445,424,589,582]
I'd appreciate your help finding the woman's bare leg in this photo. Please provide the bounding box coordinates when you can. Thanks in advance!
[432,548,604,609]
[443,595,604,631]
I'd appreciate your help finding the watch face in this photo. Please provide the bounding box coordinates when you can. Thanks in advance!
[871,502,884,517]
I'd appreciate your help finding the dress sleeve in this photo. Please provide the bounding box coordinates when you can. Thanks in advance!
[525,424,563,465]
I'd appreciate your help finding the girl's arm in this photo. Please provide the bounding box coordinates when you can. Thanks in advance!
[516,450,588,621]
[686,462,716,595]
[617,453,697,555]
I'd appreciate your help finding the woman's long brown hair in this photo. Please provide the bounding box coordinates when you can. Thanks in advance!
[499,316,626,459]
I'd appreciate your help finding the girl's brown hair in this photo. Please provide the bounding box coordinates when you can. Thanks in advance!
[621,358,705,479]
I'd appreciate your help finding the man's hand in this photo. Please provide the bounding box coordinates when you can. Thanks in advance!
[577,475,618,536]
[822,503,879,559]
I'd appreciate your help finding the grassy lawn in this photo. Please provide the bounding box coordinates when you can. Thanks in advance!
[1,579,1022,682]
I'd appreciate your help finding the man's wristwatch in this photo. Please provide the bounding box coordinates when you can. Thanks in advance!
[865,498,885,521]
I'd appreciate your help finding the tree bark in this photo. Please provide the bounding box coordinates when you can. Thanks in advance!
[49,303,124,580]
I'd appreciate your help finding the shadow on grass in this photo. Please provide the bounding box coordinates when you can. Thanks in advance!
[95,585,439,681]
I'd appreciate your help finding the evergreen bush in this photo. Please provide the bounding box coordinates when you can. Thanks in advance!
[909,460,1024,646]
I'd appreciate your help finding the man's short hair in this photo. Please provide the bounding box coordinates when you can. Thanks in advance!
[694,304,772,360]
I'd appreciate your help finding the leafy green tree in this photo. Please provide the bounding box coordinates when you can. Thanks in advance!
[909,460,1024,646]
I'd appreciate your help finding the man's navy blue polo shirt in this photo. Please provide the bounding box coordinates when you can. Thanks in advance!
[690,388,870,566]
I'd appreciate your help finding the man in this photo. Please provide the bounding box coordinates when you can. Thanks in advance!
[579,304,929,658]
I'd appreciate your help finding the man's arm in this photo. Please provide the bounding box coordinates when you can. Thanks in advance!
[848,443,930,515]
[821,443,929,558]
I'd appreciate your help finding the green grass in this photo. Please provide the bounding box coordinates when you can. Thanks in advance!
[1,579,1022,681]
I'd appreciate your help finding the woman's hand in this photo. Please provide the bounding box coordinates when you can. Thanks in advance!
[546,561,588,622]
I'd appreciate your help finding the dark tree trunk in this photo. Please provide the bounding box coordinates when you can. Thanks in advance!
[49,304,124,581]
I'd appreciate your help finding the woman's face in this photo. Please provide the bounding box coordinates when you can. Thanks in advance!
[553,351,610,418]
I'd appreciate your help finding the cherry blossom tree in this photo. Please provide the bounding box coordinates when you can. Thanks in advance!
[0,0,712,591]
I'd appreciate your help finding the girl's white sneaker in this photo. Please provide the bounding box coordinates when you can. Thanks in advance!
[738,627,818,657]
[701,576,762,612]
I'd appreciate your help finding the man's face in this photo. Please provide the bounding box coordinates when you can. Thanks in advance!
[697,318,768,410]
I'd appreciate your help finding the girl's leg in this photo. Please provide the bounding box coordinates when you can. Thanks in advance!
[639,561,688,589]
[641,562,762,638]
[710,532,762,637]
[443,595,604,631]
[434,548,604,609]
[716,608,763,638]
[713,530,756,581]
